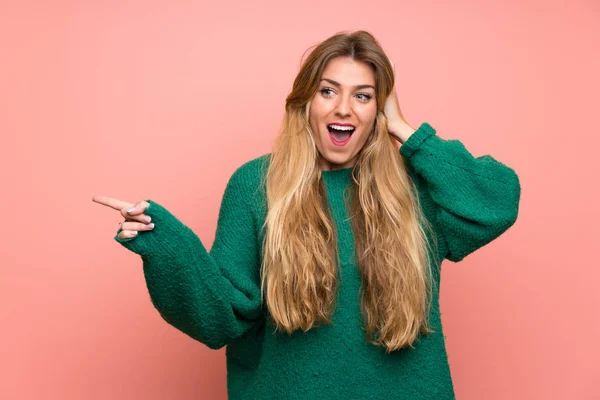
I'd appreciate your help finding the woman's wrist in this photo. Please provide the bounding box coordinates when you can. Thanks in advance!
[389,120,416,144]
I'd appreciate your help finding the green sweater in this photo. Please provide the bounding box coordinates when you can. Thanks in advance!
[115,122,521,399]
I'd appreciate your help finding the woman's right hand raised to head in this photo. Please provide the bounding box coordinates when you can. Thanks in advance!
[92,196,155,239]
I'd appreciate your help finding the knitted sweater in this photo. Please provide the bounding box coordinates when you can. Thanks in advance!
[115,122,521,399]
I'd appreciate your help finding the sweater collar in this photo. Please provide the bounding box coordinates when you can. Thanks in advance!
[321,167,353,190]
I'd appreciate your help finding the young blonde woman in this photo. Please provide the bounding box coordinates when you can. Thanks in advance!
[93,31,521,399]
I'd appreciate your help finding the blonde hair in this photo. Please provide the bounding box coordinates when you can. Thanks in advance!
[261,30,440,353]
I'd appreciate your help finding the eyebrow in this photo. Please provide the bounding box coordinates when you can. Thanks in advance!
[320,78,375,91]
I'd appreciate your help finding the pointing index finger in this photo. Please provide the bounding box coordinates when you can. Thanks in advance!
[92,195,133,211]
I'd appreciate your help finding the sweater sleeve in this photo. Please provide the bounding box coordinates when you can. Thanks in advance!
[399,122,521,262]
[113,166,264,349]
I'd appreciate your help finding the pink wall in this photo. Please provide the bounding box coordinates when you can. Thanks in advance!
[1,1,598,399]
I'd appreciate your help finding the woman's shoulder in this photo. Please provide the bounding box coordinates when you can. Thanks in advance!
[226,153,271,206]
[231,153,271,182]
[236,153,271,174]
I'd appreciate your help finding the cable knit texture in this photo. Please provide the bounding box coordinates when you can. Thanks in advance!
[115,122,521,399]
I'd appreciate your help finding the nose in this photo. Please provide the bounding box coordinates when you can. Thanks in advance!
[334,95,352,118]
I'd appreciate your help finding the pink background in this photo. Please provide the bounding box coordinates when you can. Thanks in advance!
[1,1,598,399]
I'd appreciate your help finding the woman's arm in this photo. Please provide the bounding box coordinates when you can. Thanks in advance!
[114,166,263,349]
[399,122,521,262]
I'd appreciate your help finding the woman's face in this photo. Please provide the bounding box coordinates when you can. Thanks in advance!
[309,56,377,171]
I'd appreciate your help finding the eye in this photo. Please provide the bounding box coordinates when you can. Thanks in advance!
[320,88,373,102]
[320,88,334,97]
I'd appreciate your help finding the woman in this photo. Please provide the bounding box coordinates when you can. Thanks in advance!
[93,30,520,399]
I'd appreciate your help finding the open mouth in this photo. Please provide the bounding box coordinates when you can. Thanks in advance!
[327,124,355,143]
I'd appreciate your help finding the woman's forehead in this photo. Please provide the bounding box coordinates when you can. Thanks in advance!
[321,57,376,87]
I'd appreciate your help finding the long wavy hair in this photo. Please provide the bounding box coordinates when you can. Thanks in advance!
[260,30,440,353]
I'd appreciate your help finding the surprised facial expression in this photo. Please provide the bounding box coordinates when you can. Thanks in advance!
[308,56,377,171]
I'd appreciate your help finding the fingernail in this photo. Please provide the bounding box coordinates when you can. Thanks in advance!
[148,223,155,229]
[144,216,151,223]
[131,231,138,235]
[127,207,136,213]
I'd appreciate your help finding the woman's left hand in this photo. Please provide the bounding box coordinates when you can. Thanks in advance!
[383,58,414,143]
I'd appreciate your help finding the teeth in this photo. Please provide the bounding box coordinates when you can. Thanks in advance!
[328,124,355,131]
